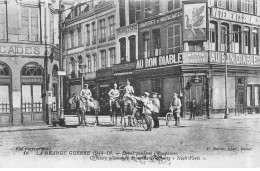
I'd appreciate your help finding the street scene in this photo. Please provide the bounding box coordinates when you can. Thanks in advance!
[1,0,260,168]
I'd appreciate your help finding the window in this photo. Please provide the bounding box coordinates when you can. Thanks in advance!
[155,0,160,12]
[99,19,106,43]
[21,6,39,42]
[70,57,76,78]
[188,42,203,51]
[70,31,74,48]
[168,24,181,53]
[108,16,115,40]
[0,3,6,40]
[255,86,260,106]
[229,0,237,11]
[86,55,91,73]
[208,0,215,7]
[145,0,152,18]
[244,27,250,54]
[93,54,97,71]
[100,50,107,68]
[254,0,258,15]
[168,0,180,11]
[109,48,116,66]
[119,37,126,62]
[86,24,90,46]
[209,23,217,51]
[119,0,125,27]
[78,27,82,46]
[220,25,228,51]
[129,35,136,62]
[136,0,141,21]
[21,63,43,76]
[241,0,249,13]
[143,32,150,58]
[249,0,253,14]
[92,22,96,45]
[252,29,258,54]
[217,0,226,9]
[231,25,241,53]
[129,0,136,24]
[247,86,252,107]
[0,63,10,76]
[153,29,161,56]
[50,12,54,44]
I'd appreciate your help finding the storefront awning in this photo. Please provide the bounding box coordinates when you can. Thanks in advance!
[114,71,133,76]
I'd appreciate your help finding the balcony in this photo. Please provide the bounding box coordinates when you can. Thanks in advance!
[99,37,106,43]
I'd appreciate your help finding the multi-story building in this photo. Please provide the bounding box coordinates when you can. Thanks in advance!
[134,0,260,117]
[0,0,60,126]
[63,0,118,113]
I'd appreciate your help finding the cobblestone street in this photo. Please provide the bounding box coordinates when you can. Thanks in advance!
[1,116,260,167]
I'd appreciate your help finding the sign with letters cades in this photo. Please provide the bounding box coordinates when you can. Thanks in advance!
[0,43,50,56]
[209,51,260,66]
[136,53,182,69]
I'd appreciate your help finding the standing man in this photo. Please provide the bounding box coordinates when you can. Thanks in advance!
[142,92,153,131]
[108,83,120,111]
[189,99,196,120]
[151,92,160,128]
[80,83,92,111]
[170,92,181,126]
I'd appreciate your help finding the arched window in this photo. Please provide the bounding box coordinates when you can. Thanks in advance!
[0,63,10,76]
[21,63,43,76]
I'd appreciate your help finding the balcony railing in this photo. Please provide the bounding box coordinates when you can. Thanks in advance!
[99,37,106,43]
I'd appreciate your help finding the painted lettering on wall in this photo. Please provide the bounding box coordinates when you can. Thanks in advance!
[0,43,48,56]
[210,51,260,66]
[182,52,208,64]
[136,53,182,69]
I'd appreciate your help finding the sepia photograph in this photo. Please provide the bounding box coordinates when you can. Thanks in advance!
[0,0,260,168]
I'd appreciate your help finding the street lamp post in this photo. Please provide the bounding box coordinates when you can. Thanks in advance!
[224,29,248,119]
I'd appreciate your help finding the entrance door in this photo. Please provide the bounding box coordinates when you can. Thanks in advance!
[236,88,244,114]
[189,84,206,116]
[0,85,11,125]
[22,84,44,124]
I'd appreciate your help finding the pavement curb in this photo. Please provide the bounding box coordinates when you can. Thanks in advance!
[0,126,66,133]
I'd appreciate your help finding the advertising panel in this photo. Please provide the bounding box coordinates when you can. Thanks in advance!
[183,2,207,41]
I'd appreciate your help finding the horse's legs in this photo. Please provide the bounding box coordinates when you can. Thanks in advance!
[82,110,87,127]
[95,110,99,126]
[77,112,81,125]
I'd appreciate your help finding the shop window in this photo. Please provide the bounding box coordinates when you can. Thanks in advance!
[220,24,228,52]
[229,0,237,11]
[108,16,115,40]
[209,22,217,51]
[231,25,241,53]
[247,86,252,107]
[0,3,6,40]
[143,32,150,58]
[99,19,106,43]
[119,37,126,62]
[129,35,136,62]
[21,63,43,76]
[243,27,250,54]
[92,22,96,45]
[168,24,181,53]
[0,85,10,114]
[255,86,260,106]
[252,29,258,54]
[119,0,125,27]
[100,50,107,69]
[153,29,161,56]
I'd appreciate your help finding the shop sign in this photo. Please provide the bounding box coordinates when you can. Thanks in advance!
[0,43,50,56]
[113,62,136,72]
[183,2,207,41]
[209,51,260,66]
[182,52,208,64]
[211,8,260,26]
[96,67,113,78]
[139,11,182,29]
[116,23,137,35]
[136,53,182,69]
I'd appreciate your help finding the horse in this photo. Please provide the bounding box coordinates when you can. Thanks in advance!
[68,94,100,126]
[110,98,122,125]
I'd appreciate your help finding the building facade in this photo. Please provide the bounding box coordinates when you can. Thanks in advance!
[0,0,60,126]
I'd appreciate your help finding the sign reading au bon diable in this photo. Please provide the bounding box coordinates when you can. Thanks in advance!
[136,53,182,69]
[209,51,260,66]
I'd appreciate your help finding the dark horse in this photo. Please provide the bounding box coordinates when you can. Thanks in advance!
[69,94,100,126]
[110,98,122,125]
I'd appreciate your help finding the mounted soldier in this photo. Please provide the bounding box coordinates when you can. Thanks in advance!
[80,83,93,112]
[108,83,120,112]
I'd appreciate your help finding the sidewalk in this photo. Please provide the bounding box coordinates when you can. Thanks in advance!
[0,124,65,133]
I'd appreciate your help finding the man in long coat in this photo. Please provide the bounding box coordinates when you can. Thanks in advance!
[170,92,181,126]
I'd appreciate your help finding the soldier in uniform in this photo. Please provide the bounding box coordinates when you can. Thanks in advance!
[108,83,120,111]
[123,79,135,99]
[80,84,92,111]
[170,92,181,126]
[142,92,153,131]
[151,92,160,128]
[189,99,196,120]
